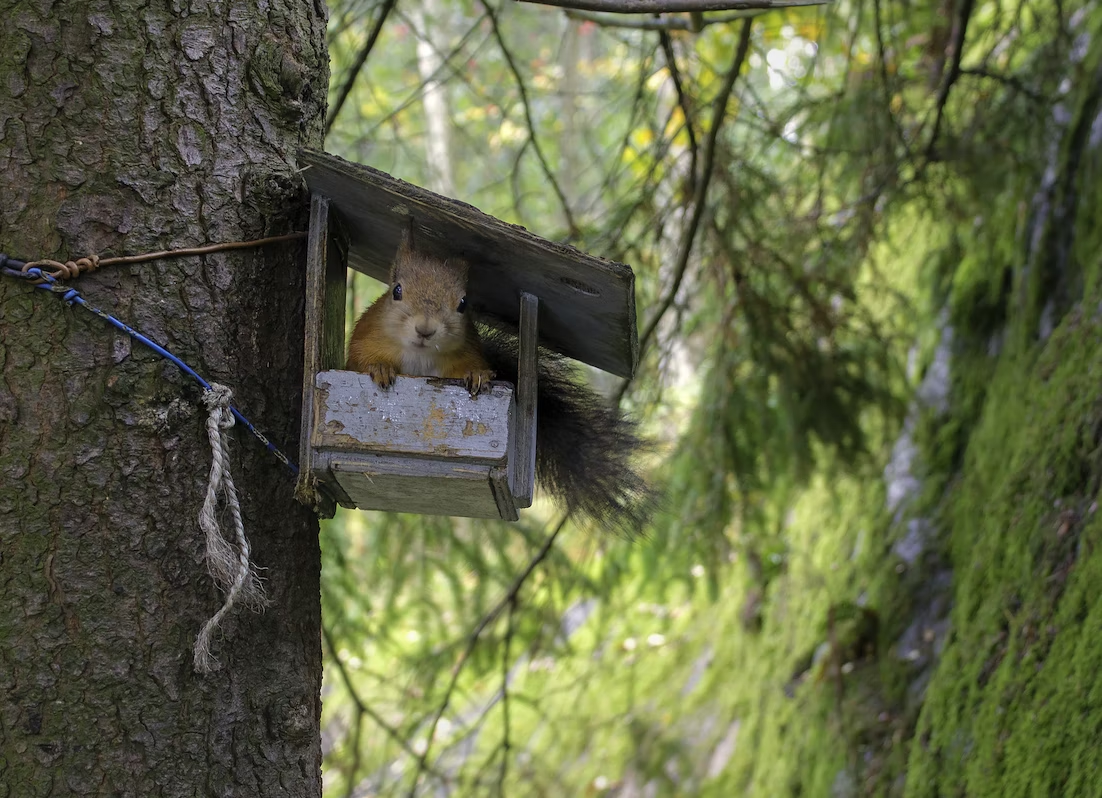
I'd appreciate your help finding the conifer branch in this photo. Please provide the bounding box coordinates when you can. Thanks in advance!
[565,7,773,27]
[636,19,753,365]
[521,0,826,12]
[326,0,398,133]
[480,0,580,237]
[925,0,977,161]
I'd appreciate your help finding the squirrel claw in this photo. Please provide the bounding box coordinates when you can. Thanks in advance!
[464,369,495,397]
[365,363,397,389]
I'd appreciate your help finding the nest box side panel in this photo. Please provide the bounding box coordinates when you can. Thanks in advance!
[296,195,350,516]
[328,456,518,520]
[509,292,539,508]
[297,148,639,379]
[313,372,513,462]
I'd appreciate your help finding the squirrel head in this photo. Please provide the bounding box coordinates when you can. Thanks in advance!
[383,223,474,355]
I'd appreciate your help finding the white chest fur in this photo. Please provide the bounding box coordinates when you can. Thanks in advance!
[400,349,444,377]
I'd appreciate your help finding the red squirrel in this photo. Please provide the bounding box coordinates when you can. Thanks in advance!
[345,224,654,534]
[346,233,494,395]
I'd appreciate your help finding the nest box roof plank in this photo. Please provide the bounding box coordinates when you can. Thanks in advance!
[298,148,639,378]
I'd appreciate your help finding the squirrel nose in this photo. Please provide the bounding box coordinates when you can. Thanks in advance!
[415,323,437,340]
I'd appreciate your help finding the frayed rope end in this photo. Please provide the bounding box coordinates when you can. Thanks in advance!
[194,383,268,674]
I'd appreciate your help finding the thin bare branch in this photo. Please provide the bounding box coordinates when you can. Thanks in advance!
[496,597,518,795]
[365,14,492,137]
[586,48,659,237]
[343,712,364,798]
[479,0,579,236]
[326,0,399,134]
[659,30,700,198]
[871,0,911,159]
[320,624,450,789]
[635,20,754,365]
[565,7,772,27]
[407,517,570,797]
[925,0,977,161]
[959,66,1045,103]
[521,0,827,13]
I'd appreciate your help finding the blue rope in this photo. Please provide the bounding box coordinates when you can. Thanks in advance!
[1,254,299,476]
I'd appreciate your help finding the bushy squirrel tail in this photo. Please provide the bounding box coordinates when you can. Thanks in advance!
[480,328,655,536]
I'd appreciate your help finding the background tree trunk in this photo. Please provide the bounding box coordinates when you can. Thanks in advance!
[412,0,456,196]
[0,1,328,793]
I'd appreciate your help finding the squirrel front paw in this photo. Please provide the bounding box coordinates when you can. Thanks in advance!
[464,369,495,397]
[364,363,397,389]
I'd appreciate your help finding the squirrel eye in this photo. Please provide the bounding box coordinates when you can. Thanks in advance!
[392,284,403,301]
[457,296,467,314]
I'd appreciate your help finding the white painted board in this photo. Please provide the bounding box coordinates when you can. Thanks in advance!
[314,371,513,463]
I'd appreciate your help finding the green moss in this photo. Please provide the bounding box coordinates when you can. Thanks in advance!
[904,276,1102,797]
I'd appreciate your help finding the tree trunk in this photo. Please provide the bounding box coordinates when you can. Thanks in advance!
[412,0,456,197]
[0,1,328,794]
[559,18,582,208]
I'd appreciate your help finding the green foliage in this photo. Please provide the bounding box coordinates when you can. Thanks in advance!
[906,278,1102,798]
[902,46,1102,792]
[317,0,1102,794]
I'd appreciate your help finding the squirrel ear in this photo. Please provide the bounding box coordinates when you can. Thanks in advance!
[447,257,470,282]
[391,217,417,282]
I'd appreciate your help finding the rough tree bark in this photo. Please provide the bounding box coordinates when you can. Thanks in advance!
[0,1,328,794]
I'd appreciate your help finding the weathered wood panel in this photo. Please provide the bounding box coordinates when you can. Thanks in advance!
[510,292,539,507]
[314,371,512,463]
[295,196,345,516]
[488,465,519,521]
[328,456,516,519]
[297,148,639,378]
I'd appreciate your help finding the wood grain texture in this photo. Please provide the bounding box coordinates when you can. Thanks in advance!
[510,293,539,508]
[297,148,639,378]
[489,465,520,521]
[296,196,342,516]
[314,372,513,462]
[327,456,517,520]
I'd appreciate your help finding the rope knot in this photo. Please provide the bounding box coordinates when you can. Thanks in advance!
[202,382,233,410]
[201,384,236,431]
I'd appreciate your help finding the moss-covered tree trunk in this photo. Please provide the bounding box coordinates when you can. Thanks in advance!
[0,1,328,793]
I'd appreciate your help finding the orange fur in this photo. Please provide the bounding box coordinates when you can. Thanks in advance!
[344,222,654,535]
[345,229,493,393]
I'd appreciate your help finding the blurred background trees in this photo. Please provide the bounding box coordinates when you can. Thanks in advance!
[318,0,1102,794]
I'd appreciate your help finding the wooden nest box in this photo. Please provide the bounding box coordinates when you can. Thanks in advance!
[294,149,639,520]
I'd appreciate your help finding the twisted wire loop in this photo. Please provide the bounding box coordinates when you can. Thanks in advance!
[17,232,307,284]
[23,254,101,282]
[0,263,299,476]
[2,241,308,673]
[193,383,269,674]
